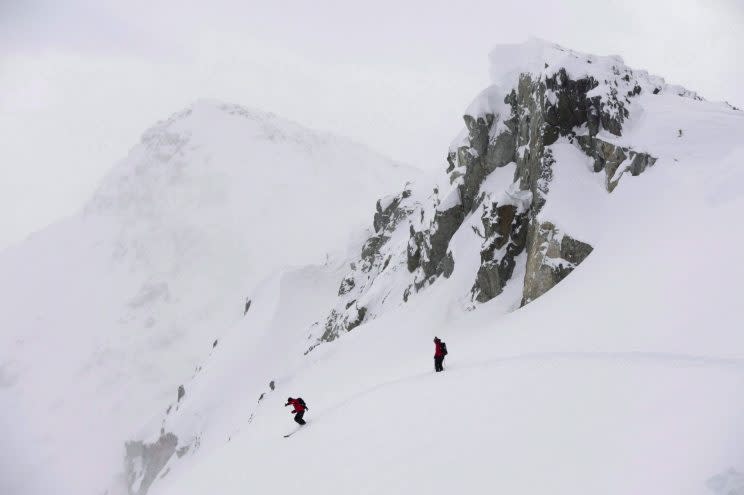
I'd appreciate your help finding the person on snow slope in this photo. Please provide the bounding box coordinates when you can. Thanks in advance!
[433,337,448,372]
[285,397,308,425]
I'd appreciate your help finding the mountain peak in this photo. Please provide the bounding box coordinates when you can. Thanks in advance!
[140,99,323,150]
[488,38,702,103]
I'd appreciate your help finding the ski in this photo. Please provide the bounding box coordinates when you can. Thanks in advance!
[283,421,309,438]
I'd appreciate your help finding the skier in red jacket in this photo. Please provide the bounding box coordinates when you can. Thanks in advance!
[285,397,308,425]
[433,337,447,372]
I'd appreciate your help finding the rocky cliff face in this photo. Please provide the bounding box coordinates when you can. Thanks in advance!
[311,40,701,346]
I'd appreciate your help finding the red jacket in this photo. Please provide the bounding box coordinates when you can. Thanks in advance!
[434,340,444,357]
[286,398,305,413]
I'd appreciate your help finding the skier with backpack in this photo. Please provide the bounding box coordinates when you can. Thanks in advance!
[285,397,308,425]
[433,337,448,372]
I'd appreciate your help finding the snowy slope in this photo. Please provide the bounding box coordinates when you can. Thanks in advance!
[0,101,415,495]
[135,41,744,495]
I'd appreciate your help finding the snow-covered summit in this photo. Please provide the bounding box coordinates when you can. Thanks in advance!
[488,37,702,101]
[0,100,415,495]
[88,99,403,215]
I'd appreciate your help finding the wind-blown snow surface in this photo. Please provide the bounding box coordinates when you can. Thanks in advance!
[0,100,415,495]
[142,47,744,495]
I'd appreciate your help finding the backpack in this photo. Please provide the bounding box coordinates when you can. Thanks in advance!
[297,397,308,410]
[440,342,448,356]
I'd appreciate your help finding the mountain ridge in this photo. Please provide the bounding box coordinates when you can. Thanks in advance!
[0,100,416,495]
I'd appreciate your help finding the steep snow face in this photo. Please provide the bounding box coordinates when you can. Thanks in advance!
[0,100,415,495]
[136,41,744,495]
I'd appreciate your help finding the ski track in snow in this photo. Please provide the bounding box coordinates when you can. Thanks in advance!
[303,350,744,425]
[463,350,744,371]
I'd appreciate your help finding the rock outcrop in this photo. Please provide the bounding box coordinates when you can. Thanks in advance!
[471,189,531,303]
[576,135,657,192]
[307,40,686,348]
[521,222,593,305]
[318,185,420,342]
[124,433,178,495]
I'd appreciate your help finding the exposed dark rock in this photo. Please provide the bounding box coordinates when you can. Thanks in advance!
[440,251,455,278]
[544,69,600,137]
[463,113,494,156]
[576,135,657,191]
[522,222,593,305]
[212,339,218,348]
[453,69,610,307]
[508,73,553,215]
[315,53,658,345]
[345,306,367,332]
[177,385,185,402]
[269,380,275,391]
[374,198,399,233]
[427,206,465,276]
[407,203,465,284]
[450,112,510,213]
[471,201,529,303]
[319,304,367,342]
[406,225,424,272]
[455,146,487,212]
[125,432,178,495]
[485,130,517,171]
[382,255,392,271]
[338,275,355,296]
[357,188,417,277]
[314,186,422,344]
[373,188,414,233]
[560,235,594,265]
[361,235,389,266]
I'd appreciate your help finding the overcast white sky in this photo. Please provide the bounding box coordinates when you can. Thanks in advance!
[1,0,742,250]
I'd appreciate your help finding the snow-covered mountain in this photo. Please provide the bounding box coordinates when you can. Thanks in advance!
[121,40,744,495]
[3,38,744,495]
[0,101,415,495]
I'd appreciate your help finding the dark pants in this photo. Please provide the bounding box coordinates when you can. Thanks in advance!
[294,411,306,425]
[434,356,444,372]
